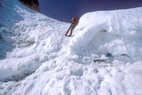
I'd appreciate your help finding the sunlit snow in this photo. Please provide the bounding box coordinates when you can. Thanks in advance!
[0,0,142,95]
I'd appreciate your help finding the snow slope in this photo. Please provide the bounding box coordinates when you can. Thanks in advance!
[0,0,142,95]
[0,0,68,81]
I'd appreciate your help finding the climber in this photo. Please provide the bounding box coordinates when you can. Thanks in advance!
[65,16,79,37]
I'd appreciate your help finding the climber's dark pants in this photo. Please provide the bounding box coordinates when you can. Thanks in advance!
[65,24,76,36]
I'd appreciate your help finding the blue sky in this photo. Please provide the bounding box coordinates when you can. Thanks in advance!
[39,0,142,22]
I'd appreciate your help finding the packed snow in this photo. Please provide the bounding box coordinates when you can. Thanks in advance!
[0,0,142,95]
[68,9,142,61]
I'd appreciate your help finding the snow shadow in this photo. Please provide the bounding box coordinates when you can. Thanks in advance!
[0,0,37,59]
[0,40,13,60]
[0,26,16,60]
[2,70,34,82]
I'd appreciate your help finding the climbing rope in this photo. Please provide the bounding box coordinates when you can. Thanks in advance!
[100,30,110,54]
[101,30,135,61]
[117,34,135,61]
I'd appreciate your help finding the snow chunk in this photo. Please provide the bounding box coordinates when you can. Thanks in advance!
[68,8,142,61]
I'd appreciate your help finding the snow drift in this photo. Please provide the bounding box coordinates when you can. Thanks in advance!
[69,8,142,61]
[0,0,142,95]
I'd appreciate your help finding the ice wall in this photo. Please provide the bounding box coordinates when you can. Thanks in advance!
[68,7,142,61]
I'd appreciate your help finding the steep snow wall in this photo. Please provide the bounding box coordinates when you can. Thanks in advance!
[0,0,68,81]
[68,7,142,61]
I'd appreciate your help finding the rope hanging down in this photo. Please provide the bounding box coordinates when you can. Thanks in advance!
[100,30,134,60]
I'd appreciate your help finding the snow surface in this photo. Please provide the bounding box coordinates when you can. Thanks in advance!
[0,0,142,95]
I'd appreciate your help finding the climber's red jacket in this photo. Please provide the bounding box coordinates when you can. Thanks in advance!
[71,17,79,25]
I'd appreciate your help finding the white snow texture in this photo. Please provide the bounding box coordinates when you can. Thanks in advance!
[0,0,142,95]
